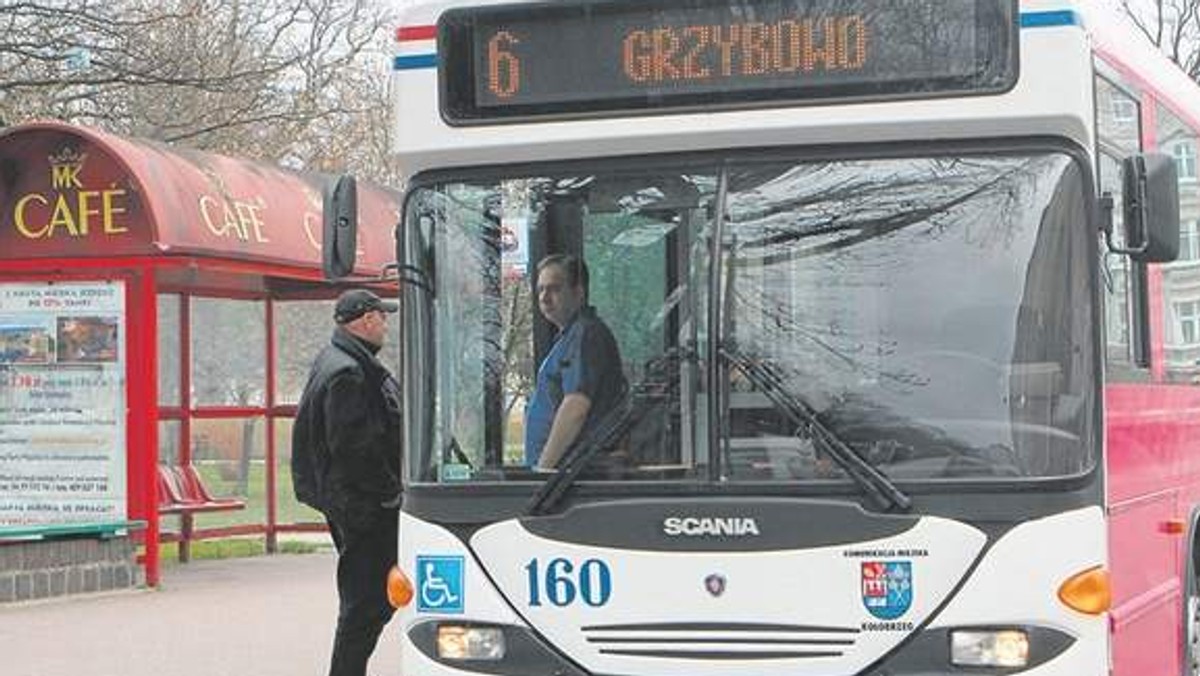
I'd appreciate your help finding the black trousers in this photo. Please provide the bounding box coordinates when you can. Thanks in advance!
[326,508,398,676]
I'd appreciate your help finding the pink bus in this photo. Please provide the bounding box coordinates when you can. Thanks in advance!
[1092,4,1200,675]
[321,0,1198,674]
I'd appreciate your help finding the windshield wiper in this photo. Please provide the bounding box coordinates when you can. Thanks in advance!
[526,349,686,516]
[719,344,911,512]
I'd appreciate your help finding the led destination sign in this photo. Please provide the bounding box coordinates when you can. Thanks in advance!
[439,0,1017,122]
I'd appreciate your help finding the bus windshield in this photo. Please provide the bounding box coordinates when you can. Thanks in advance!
[402,150,1096,489]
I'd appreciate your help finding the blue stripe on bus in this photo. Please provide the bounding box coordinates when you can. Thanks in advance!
[394,54,437,70]
[1020,10,1081,28]
[393,11,1079,71]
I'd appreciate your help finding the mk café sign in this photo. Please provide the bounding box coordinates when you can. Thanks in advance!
[1,139,325,258]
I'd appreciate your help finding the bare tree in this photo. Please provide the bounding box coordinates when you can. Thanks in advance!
[0,0,398,183]
[500,275,534,421]
[1121,0,1200,79]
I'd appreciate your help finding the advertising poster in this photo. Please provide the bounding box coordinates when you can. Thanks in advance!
[500,216,529,275]
[0,281,126,526]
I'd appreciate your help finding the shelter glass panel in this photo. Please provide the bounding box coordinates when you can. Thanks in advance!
[274,300,334,406]
[274,298,401,406]
[273,417,323,524]
[157,502,182,536]
[191,298,266,407]
[157,294,181,407]
[191,417,264,528]
[158,419,182,465]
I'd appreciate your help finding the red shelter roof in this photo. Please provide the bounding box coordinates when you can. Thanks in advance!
[0,121,399,274]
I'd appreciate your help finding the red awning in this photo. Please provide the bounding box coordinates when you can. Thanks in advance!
[0,121,399,274]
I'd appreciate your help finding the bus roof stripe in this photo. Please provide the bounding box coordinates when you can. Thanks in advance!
[394,54,437,70]
[1020,10,1081,28]
[396,25,436,41]
[392,12,1080,71]
[395,14,1079,38]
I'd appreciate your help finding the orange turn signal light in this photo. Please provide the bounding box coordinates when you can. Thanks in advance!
[1160,518,1187,535]
[387,565,414,608]
[1057,566,1111,615]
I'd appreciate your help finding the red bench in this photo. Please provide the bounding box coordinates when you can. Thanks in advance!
[156,464,245,562]
[156,465,245,515]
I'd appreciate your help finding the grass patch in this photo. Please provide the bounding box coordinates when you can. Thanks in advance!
[156,536,325,564]
[173,462,326,531]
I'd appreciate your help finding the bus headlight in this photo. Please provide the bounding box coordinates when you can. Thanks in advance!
[436,625,507,660]
[950,629,1030,668]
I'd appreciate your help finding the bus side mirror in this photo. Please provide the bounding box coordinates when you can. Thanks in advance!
[1120,153,1180,263]
[323,174,359,279]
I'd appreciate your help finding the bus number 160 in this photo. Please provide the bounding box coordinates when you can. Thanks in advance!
[525,557,613,607]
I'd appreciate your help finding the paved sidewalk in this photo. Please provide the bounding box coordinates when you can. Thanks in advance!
[0,551,402,676]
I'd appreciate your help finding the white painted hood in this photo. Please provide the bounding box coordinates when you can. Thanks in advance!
[469,503,986,676]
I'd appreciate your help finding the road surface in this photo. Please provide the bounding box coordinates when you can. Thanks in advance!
[0,550,402,676]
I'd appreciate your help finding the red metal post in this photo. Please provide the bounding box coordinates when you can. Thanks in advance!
[130,270,161,586]
[265,298,278,553]
[178,293,193,563]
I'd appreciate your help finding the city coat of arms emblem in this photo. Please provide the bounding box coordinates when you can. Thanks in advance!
[861,561,913,619]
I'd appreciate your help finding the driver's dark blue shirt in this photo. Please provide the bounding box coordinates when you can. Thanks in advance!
[524,306,625,466]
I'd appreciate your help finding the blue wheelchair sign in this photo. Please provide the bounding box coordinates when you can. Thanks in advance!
[416,555,464,614]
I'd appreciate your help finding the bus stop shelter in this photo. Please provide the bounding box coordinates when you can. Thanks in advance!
[0,121,399,590]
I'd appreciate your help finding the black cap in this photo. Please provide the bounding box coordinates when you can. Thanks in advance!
[334,289,398,324]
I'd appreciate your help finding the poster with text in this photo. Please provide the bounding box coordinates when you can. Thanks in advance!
[0,281,127,526]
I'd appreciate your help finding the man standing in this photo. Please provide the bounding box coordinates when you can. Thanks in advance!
[525,254,626,469]
[292,289,402,676]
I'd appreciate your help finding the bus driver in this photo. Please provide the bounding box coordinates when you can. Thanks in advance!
[524,254,627,470]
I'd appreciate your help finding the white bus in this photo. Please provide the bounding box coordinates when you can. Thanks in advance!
[323,0,1194,674]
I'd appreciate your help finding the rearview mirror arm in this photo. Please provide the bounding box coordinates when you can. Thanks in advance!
[1100,190,1148,256]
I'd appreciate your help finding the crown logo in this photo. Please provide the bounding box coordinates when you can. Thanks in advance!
[48,146,87,189]
[49,146,86,170]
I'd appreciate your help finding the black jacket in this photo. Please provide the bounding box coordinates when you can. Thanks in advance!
[292,327,401,529]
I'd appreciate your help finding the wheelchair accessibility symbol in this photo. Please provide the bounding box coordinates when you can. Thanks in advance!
[416,555,464,614]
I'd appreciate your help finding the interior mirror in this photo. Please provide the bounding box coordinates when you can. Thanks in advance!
[323,174,358,279]
[1119,153,1180,263]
